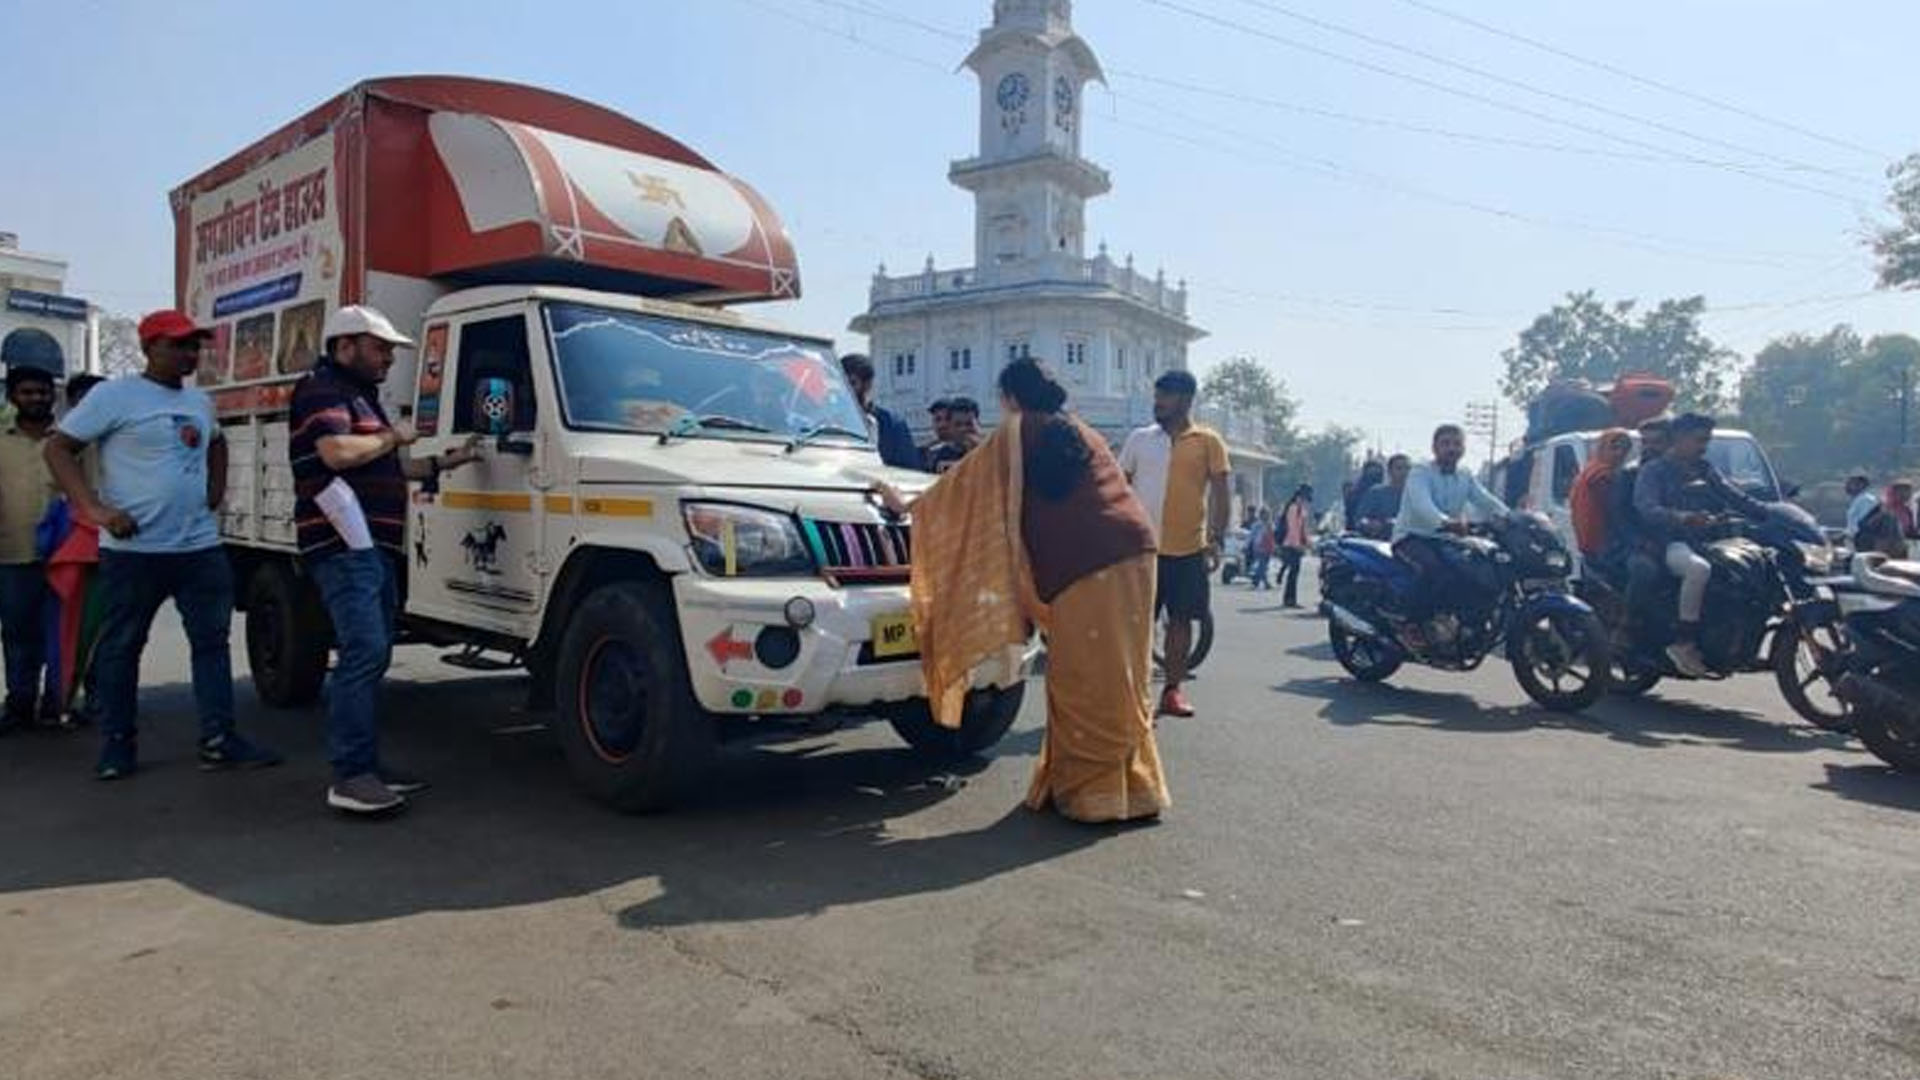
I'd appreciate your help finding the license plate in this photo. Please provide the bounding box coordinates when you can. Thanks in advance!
[871,612,918,659]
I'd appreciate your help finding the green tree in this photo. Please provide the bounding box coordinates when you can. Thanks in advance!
[1737,326,1920,481]
[97,313,144,376]
[1200,355,1297,452]
[1869,153,1920,289]
[1501,291,1735,412]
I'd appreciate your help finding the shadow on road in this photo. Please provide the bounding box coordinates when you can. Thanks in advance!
[0,670,1097,929]
[1276,675,1856,755]
[1813,763,1920,812]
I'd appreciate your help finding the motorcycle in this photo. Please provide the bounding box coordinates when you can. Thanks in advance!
[1574,502,1852,731]
[1833,553,1920,771]
[1318,512,1610,712]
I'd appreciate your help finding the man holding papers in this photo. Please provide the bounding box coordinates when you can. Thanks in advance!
[291,305,481,815]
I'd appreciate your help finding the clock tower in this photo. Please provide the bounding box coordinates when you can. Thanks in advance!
[952,0,1108,269]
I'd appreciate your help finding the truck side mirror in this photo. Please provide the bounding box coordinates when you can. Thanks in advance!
[473,377,533,456]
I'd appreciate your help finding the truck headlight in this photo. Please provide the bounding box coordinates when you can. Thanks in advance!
[683,503,816,577]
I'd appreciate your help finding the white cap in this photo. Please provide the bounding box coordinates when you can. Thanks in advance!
[322,304,415,348]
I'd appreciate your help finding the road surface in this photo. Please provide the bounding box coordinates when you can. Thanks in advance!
[3,566,1916,1079]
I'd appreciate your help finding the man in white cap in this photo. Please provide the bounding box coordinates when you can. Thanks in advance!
[290,305,481,814]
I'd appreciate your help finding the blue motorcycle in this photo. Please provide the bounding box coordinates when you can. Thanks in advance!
[1317,512,1610,712]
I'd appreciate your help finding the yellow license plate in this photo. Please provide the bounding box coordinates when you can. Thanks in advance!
[871,613,918,659]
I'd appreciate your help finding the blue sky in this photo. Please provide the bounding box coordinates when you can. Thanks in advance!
[6,0,1918,452]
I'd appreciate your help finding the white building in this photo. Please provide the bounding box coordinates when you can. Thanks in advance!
[0,232,95,378]
[851,0,1206,446]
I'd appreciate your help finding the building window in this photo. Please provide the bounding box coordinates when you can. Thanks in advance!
[892,352,916,377]
[1005,340,1030,362]
[1114,345,1126,371]
[1145,349,1156,374]
[1064,340,1087,366]
[948,347,972,371]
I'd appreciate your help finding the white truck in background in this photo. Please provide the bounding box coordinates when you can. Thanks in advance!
[176,76,1029,811]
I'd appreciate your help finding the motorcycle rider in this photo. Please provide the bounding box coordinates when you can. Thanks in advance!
[1392,424,1509,644]
[1353,453,1409,539]
[1605,417,1670,607]
[1632,412,1767,677]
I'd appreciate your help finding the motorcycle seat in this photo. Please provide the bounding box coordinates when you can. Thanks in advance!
[1852,553,1920,598]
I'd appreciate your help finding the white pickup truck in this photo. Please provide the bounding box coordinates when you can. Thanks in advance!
[175,76,1030,810]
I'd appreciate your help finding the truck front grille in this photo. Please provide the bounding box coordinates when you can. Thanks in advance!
[802,518,912,584]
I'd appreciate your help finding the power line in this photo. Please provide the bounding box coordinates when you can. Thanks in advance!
[1137,0,1870,205]
[1106,67,1791,169]
[1217,0,1877,187]
[1390,0,1891,162]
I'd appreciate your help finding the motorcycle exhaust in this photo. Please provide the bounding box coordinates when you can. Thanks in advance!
[1836,672,1920,730]
[1325,602,1383,641]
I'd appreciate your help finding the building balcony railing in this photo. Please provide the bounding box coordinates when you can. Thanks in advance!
[868,250,1189,320]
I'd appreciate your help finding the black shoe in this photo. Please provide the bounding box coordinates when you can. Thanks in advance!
[198,733,284,771]
[327,774,406,815]
[95,736,138,781]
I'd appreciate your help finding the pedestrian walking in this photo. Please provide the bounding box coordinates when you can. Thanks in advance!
[1277,484,1313,608]
[1247,506,1275,589]
[1844,473,1878,543]
[877,358,1168,823]
[44,310,281,780]
[291,305,483,815]
[1118,369,1230,718]
[0,367,63,733]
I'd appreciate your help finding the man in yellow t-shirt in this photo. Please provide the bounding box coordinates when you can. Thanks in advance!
[1118,370,1230,717]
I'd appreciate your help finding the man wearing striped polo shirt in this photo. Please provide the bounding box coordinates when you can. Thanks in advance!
[290,305,481,815]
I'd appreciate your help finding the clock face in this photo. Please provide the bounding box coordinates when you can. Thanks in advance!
[996,72,1031,111]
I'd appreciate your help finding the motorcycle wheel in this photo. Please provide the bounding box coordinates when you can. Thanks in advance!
[1852,703,1920,773]
[1769,625,1853,733]
[1609,660,1662,698]
[1510,609,1609,713]
[1329,621,1402,682]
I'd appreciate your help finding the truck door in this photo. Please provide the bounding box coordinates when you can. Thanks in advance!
[407,307,547,638]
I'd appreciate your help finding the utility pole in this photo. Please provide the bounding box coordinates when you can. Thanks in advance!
[1899,358,1913,471]
[1464,400,1500,471]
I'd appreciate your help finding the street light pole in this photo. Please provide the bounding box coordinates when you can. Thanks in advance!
[1465,400,1500,471]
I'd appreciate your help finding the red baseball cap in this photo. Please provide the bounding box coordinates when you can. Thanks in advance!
[137,309,212,344]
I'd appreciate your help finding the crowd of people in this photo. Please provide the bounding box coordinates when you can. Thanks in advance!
[8,318,1912,826]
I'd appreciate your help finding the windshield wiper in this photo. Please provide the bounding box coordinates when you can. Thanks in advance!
[658,413,774,445]
[785,422,870,455]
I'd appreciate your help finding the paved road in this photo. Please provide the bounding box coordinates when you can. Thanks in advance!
[3,564,1918,1080]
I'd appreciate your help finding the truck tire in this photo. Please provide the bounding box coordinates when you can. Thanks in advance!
[888,681,1027,762]
[245,563,330,708]
[554,581,714,813]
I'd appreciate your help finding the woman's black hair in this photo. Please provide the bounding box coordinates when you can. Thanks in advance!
[999,358,1089,501]
[997,357,1068,414]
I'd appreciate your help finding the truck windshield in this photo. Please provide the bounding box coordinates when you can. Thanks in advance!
[543,301,870,443]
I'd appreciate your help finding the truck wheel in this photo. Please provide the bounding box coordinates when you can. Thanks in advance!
[888,681,1027,762]
[554,581,714,813]
[245,563,329,708]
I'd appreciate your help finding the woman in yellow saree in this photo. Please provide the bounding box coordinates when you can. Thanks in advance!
[881,359,1168,823]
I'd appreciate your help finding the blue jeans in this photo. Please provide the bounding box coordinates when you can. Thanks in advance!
[93,547,236,743]
[0,563,56,717]
[309,548,398,782]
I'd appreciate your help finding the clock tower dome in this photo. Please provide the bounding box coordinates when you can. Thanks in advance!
[952,0,1108,268]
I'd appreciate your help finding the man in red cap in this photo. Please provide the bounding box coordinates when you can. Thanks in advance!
[44,310,281,780]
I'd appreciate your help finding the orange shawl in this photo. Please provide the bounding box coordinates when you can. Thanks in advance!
[908,414,1047,730]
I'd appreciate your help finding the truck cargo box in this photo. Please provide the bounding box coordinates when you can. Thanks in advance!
[171,75,800,417]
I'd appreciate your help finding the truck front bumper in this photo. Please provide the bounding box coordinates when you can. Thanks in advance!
[671,576,1033,716]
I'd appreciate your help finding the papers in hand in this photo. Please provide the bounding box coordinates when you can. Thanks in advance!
[315,477,375,550]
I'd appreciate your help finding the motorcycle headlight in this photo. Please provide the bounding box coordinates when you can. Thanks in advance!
[683,503,816,577]
[1542,549,1570,573]
[1793,540,1833,576]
